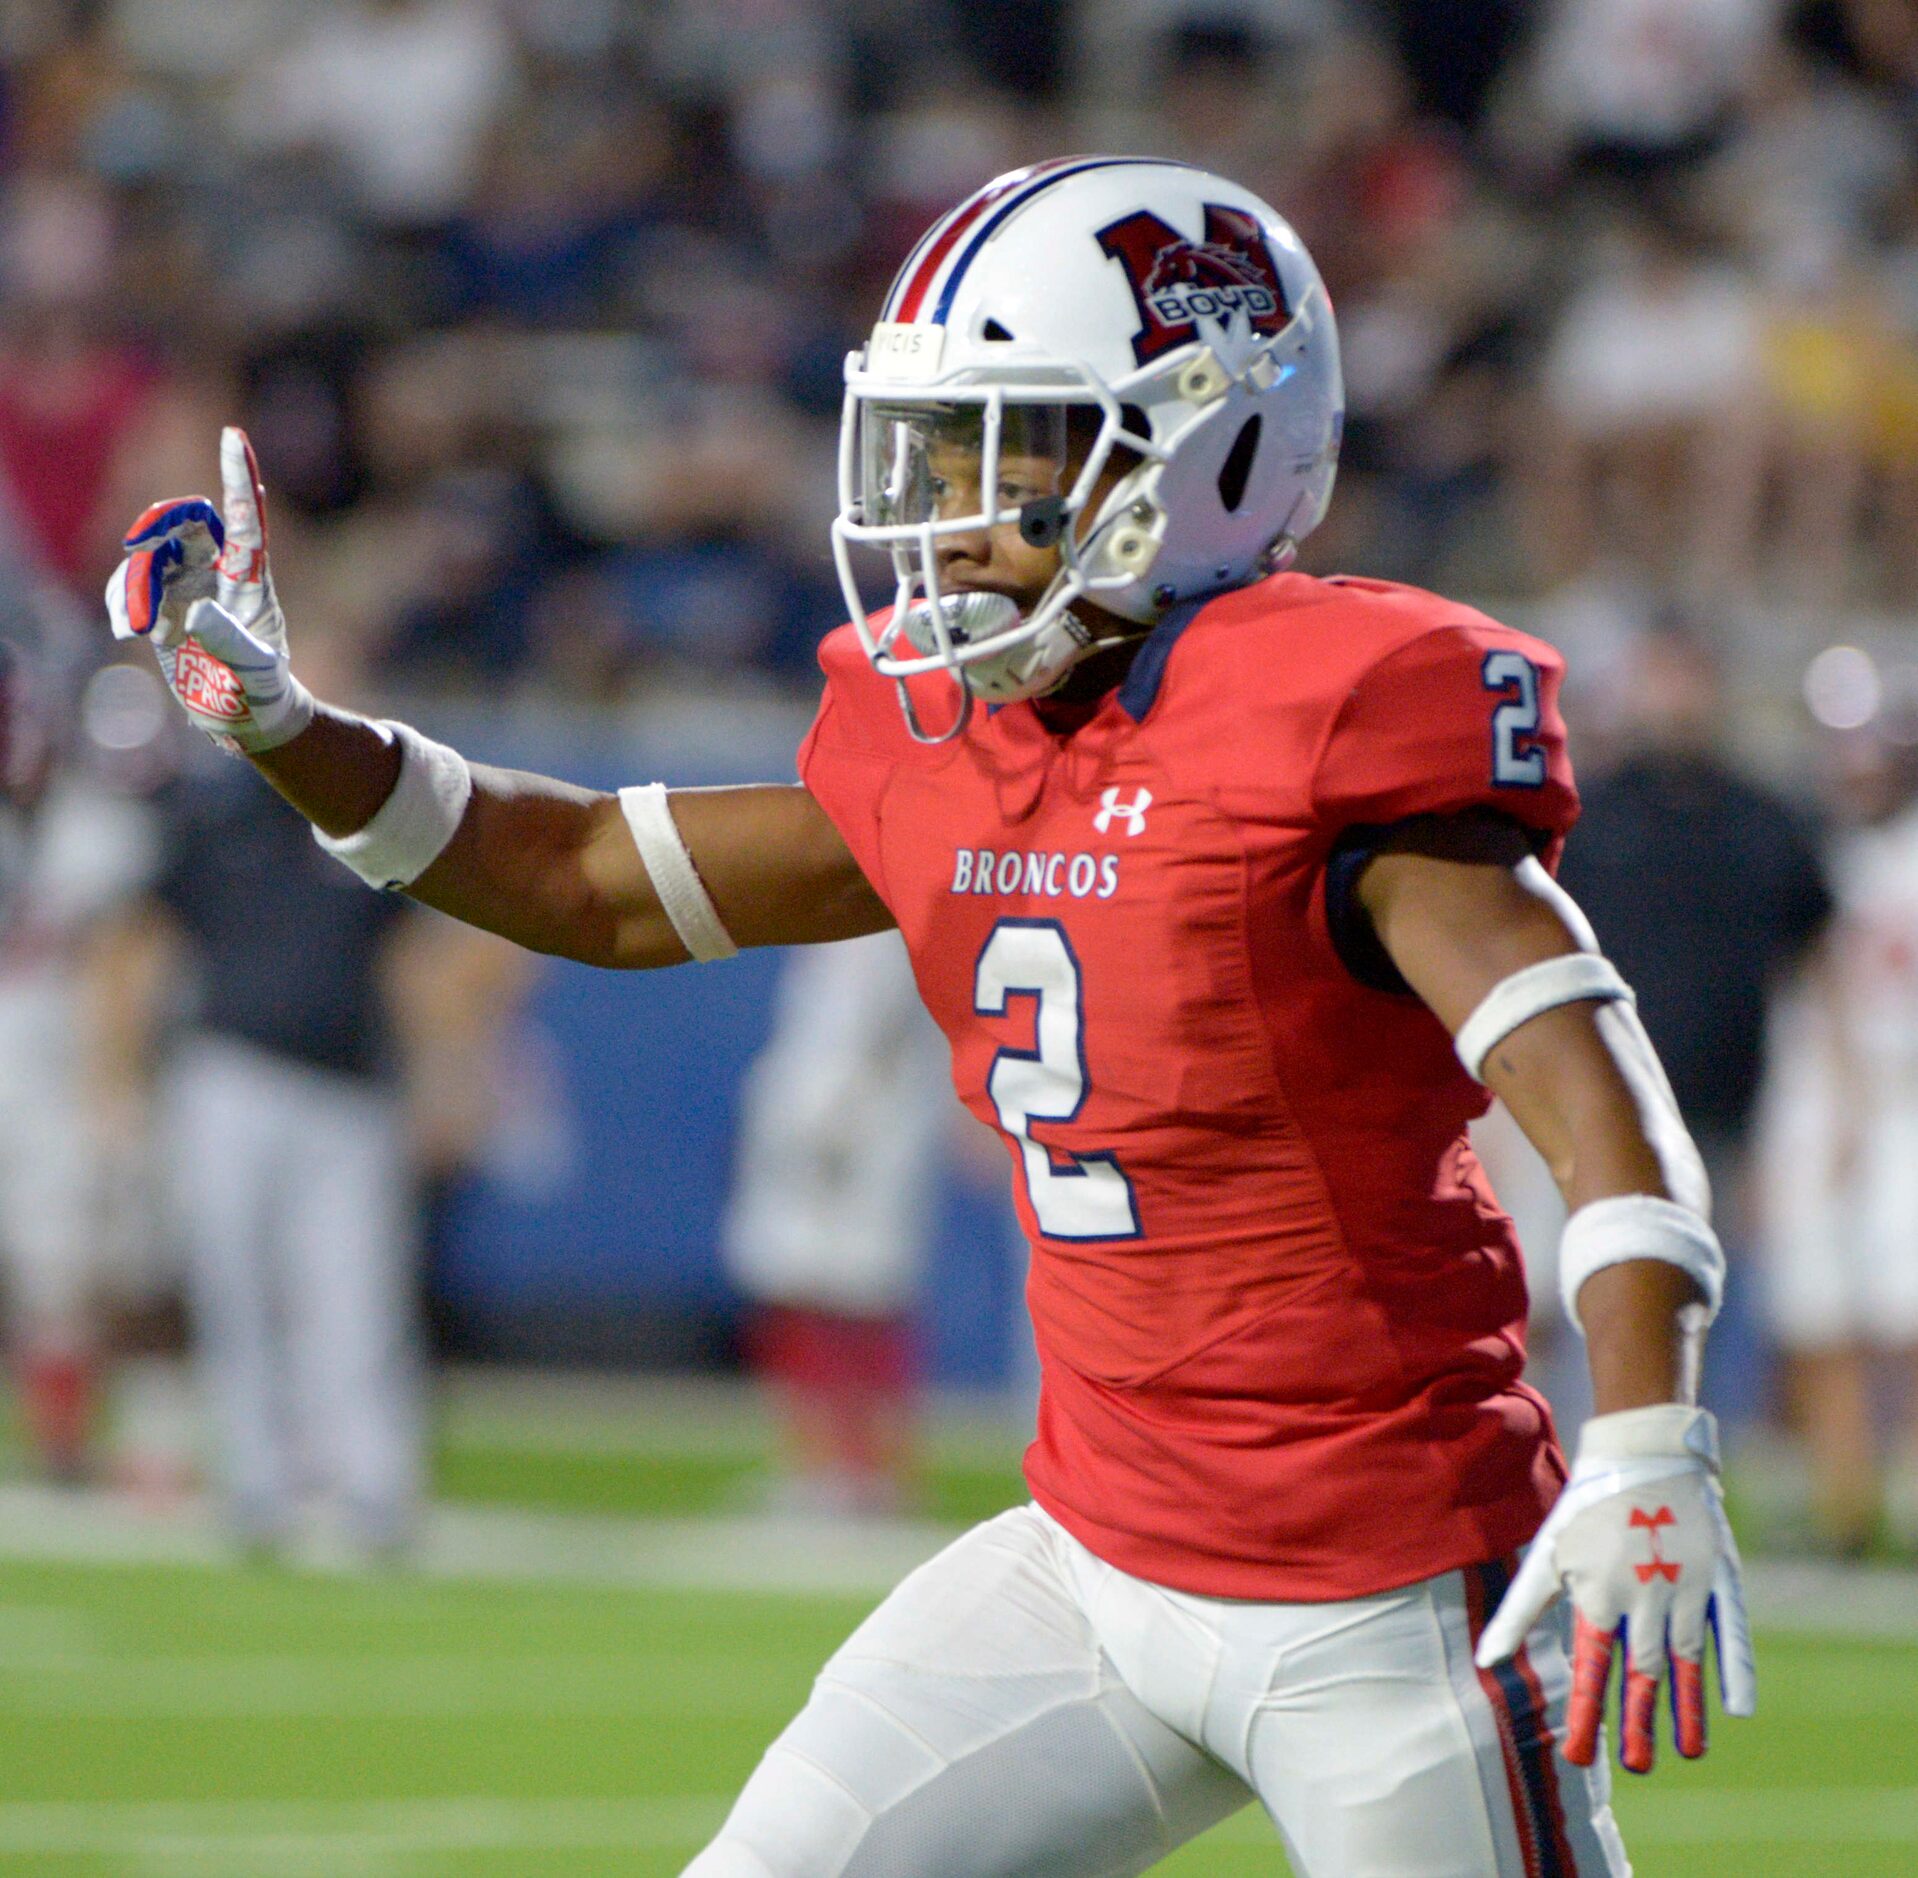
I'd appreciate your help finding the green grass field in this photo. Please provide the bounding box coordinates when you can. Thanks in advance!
[0,1374,1911,1874]
[0,1556,1911,1876]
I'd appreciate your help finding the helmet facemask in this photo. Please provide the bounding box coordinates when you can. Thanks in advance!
[832,159,1344,742]
[832,380,1162,742]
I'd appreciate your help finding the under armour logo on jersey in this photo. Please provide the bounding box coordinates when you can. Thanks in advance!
[1094,786,1153,836]
[1630,1505,1681,1584]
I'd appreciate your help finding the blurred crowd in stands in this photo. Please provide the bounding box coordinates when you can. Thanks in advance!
[3,0,1918,1560]
[0,0,1914,702]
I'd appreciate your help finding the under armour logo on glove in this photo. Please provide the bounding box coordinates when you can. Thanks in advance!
[1095,786,1153,836]
[1475,1404,1754,1775]
[1631,1506,1681,1585]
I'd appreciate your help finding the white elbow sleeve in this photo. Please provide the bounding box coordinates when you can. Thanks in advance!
[313,720,472,891]
[1558,1193,1725,1334]
[618,784,739,962]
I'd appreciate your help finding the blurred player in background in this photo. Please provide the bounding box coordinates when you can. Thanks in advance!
[92,747,422,1561]
[110,163,1752,1874]
[723,928,950,1516]
[92,629,528,1565]
[0,636,156,1480]
[1556,622,1834,1235]
[1757,716,1918,1556]
[1555,621,1833,1441]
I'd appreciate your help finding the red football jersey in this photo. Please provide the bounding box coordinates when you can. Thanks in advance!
[798,572,1579,1600]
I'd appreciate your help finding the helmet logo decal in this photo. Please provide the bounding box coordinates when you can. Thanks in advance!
[1096,205,1289,366]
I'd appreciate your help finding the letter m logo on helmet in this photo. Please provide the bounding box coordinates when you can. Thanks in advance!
[1096,205,1291,366]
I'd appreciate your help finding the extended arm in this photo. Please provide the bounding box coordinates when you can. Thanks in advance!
[106,429,893,969]
[253,708,892,967]
[1356,813,1753,1771]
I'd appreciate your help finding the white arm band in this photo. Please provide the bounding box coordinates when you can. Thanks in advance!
[1558,1193,1725,1333]
[617,784,738,963]
[313,720,472,891]
[1453,952,1631,1081]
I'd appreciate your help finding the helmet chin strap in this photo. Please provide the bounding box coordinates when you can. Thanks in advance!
[1031,612,1151,698]
[893,669,973,746]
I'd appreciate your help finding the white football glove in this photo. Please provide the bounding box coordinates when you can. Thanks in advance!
[1476,1403,1755,1772]
[105,427,314,755]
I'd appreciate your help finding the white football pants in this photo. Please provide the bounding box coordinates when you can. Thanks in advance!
[164,1036,422,1545]
[686,1504,1628,1878]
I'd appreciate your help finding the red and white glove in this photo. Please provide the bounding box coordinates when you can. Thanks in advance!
[1476,1403,1756,1773]
[105,427,313,755]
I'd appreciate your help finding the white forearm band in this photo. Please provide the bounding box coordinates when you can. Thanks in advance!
[1454,952,1631,1081]
[1558,1193,1725,1334]
[618,784,738,963]
[313,721,472,891]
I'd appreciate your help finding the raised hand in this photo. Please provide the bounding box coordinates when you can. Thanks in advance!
[1476,1404,1755,1773]
[105,427,313,754]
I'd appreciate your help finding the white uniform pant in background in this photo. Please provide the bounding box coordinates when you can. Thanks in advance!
[0,977,103,1345]
[722,930,950,1317]
[164,1036,422,1548]
[686,1504,1627,1878]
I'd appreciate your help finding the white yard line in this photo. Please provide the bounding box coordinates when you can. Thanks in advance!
[0,1483,949,1597]
[0,1651,804,1720]
[0,1483,1914,1633]
[0,1794,730,1858]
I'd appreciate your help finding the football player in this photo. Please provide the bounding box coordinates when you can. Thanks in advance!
[109,160,1751,1876]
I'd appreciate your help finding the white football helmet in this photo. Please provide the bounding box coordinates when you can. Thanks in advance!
[831,156,1343,739]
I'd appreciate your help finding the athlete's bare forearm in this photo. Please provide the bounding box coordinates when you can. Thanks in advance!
[250,708,893,968]
[1360,837,1671,1202]
[1474,1000,1700,1410]
[246,707,647,963]
[1576,1259,1699,1412]
[1361,833,1706,1408]
[250,704,404,837]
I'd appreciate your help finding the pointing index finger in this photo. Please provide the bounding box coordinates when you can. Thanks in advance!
[219,426,267,556]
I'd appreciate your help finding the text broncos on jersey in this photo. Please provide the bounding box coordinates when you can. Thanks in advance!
[951,848,1122,900]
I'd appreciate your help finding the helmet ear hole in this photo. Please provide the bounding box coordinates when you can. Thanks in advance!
[982,318,1015,341]
[1217,414,1262,514]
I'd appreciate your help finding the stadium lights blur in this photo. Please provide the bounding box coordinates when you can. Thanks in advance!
[1803,645,1882,731]
[82,662,172,752]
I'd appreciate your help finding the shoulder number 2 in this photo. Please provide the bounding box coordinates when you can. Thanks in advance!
[1481,650,1545,788]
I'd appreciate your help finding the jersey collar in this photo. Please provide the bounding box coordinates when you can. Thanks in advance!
[1116,595,1212,722]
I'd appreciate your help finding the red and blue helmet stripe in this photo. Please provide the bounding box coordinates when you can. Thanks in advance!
[882,155,1190,329]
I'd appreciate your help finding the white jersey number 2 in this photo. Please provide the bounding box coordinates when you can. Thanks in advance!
[1481,649,1547,788]
[974,919,1141,1241]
